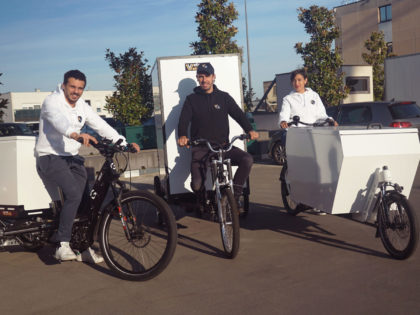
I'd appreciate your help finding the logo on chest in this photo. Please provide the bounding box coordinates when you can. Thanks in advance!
[213,104,221,110]
[78,116,82,123]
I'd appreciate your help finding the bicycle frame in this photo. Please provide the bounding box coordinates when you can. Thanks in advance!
[370,175,404,222]
[84,151,126,246]
[192,134,247,219]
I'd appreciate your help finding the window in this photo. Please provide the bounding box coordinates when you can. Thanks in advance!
[389,102,420,119]
[326,106,339,121]
[96,108,102,113]
[339,106,372,125]
[386,42,393,54]
[345,77,370,94]
[379,5,392,23]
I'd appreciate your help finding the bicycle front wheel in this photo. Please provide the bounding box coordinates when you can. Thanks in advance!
[280,166,303,216]
[219,187,240,259]
[99,191,177,281]
[378,192,418,260]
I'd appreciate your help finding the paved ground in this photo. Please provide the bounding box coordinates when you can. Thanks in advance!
[1,161,419,314]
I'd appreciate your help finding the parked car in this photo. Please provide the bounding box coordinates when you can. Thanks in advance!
[0,123,35,137]
[267,129,287,165]
[25,122,39,135]
[325,101,420,129]
[267,101,420,165]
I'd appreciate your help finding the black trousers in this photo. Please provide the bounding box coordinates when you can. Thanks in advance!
[36,155,88,242]
[190,146,253,196]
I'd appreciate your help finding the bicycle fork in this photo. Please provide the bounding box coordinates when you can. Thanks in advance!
[211,158,234,225]
[112,180,134,241]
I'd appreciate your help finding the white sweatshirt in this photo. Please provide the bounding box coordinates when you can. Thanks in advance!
[278,88,329,127]
[35,85,125,156]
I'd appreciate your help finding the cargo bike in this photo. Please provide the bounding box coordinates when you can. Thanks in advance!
[0,136,177,281]
[280,117,419,259]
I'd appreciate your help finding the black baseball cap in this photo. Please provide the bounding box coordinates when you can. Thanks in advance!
[196,63,214,75]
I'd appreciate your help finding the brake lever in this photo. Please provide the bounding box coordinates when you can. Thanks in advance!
[124,143,138,153]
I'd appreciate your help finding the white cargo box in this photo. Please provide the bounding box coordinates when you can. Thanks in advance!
[286,127,420,214]
[0,136,51,210]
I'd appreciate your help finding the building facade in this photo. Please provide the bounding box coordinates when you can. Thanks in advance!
[1,89,114,123]
[334,0,420,65]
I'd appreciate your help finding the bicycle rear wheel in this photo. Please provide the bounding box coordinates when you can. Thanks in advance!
[378,192,418,260]
[99,191,177,281]
[219,187,240,259]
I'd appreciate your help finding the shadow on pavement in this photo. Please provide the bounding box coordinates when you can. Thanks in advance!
[240,202,390,259]
[177,233,226,258]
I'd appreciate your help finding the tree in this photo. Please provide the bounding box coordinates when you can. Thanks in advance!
[362,31,395,101]
[0,73,8,122]
[242,77,254,112]
[295,6,348,106]
[191,0,252,111]
[190,0,240,55]
[105,48,153,126]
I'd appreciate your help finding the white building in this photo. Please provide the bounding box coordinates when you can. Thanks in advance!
[1,89,114,123]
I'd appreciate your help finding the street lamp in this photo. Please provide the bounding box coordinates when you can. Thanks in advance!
[244,0,252,96]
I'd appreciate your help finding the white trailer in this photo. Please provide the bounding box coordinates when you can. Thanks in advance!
[385,53,420,105]
[151,53,249,202]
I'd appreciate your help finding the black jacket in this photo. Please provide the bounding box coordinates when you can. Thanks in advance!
[178,85,252,144]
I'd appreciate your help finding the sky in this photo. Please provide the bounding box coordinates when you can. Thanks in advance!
[0,0,346,99]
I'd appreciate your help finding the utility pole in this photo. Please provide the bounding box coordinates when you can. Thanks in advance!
[244,0,252,96]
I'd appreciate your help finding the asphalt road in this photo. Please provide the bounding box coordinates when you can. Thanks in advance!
[0,162,419,315]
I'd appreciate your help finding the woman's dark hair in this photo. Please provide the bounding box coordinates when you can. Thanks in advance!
[63,70,87,86]
[290,68,308,82]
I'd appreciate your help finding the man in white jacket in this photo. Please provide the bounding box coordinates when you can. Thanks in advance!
[35,70,139,263]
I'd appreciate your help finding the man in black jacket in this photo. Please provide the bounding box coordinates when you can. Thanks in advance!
[177,62,258,212]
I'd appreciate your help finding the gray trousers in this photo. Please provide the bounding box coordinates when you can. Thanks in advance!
[36,155,87,242]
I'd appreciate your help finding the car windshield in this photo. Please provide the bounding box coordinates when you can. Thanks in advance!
[389,103,420,119]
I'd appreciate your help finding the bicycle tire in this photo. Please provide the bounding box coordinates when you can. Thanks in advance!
[377,192,419,260]
[280,167,302,216]
[219,187,240,259]
[99,190,177,281]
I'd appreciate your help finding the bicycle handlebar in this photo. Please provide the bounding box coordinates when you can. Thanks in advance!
[287,115,335,127]
[188,134,250,153]
[77,138,137,155]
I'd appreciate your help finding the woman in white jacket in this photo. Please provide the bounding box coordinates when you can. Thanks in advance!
[278,68,337,129]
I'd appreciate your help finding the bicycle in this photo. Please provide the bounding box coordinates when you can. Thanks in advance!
[280,116,419,259]
[0,138,177,280]
[189,134,249,259]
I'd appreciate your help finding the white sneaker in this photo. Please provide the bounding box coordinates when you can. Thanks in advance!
[54,242,77,261]
[76,247,104,264]
[312,208,327,216]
